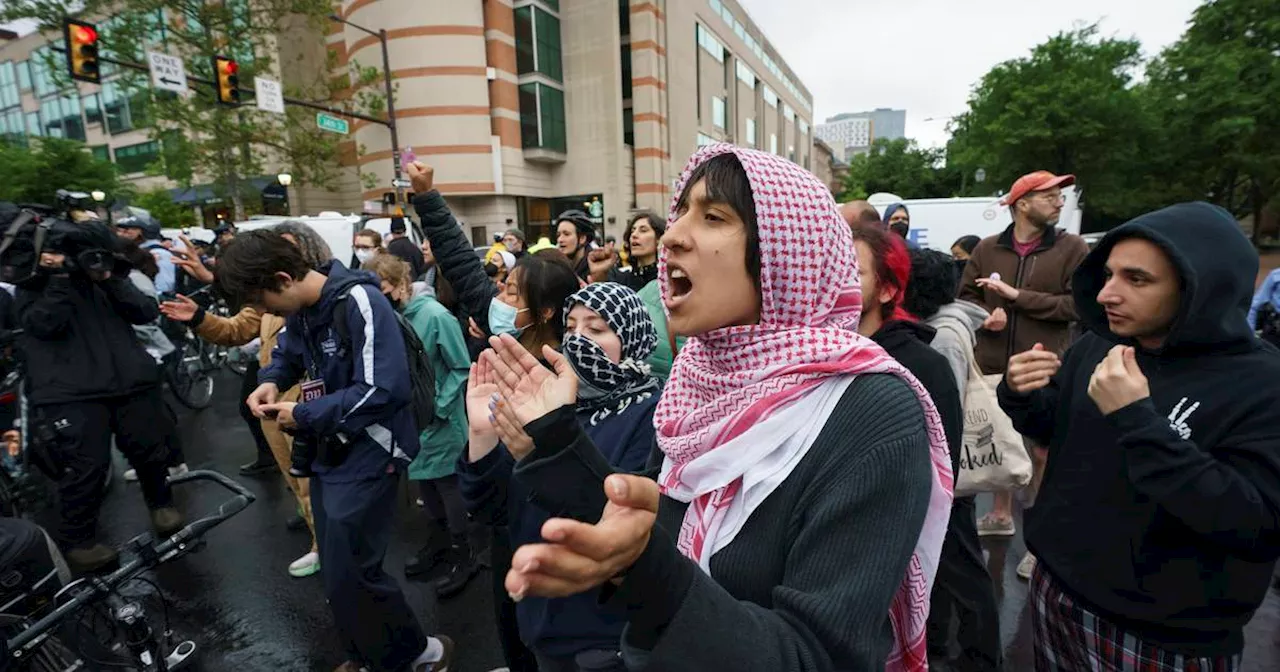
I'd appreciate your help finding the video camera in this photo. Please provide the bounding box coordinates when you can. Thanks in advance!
[0,191,120,286]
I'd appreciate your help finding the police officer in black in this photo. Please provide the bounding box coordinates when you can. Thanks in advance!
[14,220,184,573]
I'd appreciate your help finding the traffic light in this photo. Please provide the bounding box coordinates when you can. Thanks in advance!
[64,19,100,84]
[213,55,240,106]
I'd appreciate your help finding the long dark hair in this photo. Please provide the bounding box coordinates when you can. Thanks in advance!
[514,249,579,355]
[623,210,666,264]
[116,237,159,280]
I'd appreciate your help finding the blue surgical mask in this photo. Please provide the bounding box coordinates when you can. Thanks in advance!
[488,299,528,337]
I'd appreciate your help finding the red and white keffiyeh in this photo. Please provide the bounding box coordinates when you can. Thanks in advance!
[655,144,953,672]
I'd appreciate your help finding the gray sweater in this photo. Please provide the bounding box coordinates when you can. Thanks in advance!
[924,300,988,395]
[516,373,933,671]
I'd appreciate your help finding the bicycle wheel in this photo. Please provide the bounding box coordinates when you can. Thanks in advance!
[167,342,214,411]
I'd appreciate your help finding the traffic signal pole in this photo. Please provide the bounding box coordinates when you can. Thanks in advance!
[328,15,404,213]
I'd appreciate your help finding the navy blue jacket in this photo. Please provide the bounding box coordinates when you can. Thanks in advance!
[458,393,658,657]
[259,260,419,481]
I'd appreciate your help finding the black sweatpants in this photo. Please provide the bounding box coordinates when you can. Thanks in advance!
[37,387,174,549]
[417,476,468,538]
[312,469,428,671]
[927,496,1002,671]
[238,359,273,463]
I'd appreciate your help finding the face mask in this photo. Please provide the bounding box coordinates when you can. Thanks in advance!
[355,249,375,264]
[488,299,528,337]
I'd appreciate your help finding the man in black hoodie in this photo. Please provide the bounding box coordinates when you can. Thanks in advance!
[851,227,1000,671]
[998,202,1280,669]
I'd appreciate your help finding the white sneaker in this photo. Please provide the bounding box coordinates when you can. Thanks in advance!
[1016,552,1037,581]
[124,464,188,482]
[288,551,320,578]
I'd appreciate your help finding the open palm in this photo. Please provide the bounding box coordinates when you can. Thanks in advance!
[465,360,500,448]
[483,334,577,426]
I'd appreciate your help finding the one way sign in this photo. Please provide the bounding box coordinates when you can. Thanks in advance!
[147,51,187,95]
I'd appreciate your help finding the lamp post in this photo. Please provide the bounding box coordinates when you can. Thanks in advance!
[329,14,403,214]
[277,172,293,187]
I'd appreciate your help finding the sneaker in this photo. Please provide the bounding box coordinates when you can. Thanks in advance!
[434,547,478,599]
[288,551,320,578]
[239,458,276,476]
[1016,552,1037,581]
[66,543,119,574]
[976,514,1016,537]
[415,635,454,672]
[405,527,451,578]
[151,507,185,537]
[285,514,308,532]
[124,464,189,482]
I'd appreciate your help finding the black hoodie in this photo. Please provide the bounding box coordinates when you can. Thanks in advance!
[872,320,963,475]
[998,202,1280,656]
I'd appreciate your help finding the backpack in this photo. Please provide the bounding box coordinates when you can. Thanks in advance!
[332,291,439,432]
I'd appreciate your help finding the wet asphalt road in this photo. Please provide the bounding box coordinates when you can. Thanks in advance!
[86,371,1279,671]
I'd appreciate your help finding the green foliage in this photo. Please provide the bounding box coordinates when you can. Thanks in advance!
[132,187,195,228]
[0,136,131,206]
[0,0,387,218]
[840,138,960,201]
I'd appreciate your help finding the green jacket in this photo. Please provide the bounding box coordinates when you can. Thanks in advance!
[637,280,685,381]
[402,295,470,480]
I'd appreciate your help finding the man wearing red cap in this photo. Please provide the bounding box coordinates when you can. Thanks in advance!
[958,170,1089,578]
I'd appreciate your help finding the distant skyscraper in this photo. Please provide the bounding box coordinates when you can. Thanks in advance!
[816,108,907,160]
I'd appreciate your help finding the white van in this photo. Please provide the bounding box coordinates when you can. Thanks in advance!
[867,187,1083,252]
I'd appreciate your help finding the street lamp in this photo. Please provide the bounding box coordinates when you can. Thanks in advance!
[974,168,987,184]
[277,172,293,187]
[91,190,106,202]
[329,13,403,213]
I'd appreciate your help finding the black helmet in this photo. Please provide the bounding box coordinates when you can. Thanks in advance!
[555,210,595,243]
[115,214,162,241]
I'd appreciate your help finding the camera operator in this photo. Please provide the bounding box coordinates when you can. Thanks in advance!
[13,221,184,573]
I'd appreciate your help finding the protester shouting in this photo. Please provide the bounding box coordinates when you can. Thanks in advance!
[998,202,1280,671]
[484,145,953,671]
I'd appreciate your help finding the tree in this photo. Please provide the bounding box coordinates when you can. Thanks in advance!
[1144,0,1280,239]
[0,136,130,205]
[840,138,959,201]
[132,187,196,229]
[945,25,1155,227]
[2,1,386,220]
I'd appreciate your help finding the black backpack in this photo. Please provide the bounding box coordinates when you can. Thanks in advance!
[332,291,439,432]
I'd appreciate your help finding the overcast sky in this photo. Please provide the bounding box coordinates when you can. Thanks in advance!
[736,0,1203,148]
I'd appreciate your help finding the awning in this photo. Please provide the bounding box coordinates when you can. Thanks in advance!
[169,177,275,205]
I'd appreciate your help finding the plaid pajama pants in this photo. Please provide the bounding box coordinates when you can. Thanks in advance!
[1030,563,1242,672]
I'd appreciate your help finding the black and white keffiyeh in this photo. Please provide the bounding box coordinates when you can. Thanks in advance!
[562,282,660,421]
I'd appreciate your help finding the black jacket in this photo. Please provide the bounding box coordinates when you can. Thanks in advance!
[607,262,658,292]
[16,274,161,405]
[412,191,497,360]
[998,202,1280,656]
[872,320,964,476]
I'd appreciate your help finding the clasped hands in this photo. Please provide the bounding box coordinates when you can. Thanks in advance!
[472,335,659,601]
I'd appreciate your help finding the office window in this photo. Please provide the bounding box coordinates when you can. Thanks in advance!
[623,107,633,146]
[0,63,18,109]
[712,96,725,130]
[541,0,559,8]
[90,145,111,163]
[30,47,57,97]
[784,104,795,122]
[101,81,149,135]
[519,82,566,152]
[720,5,734,25]
[697,132,716,147]
[25,112,39,137]
[83,93,102,125]
[114,140,160,174]
[621,45,632,100]
[763,86,778,108]
[696,24,724,63]
[745,118,755,147]
[709,0,722,14]
[799,120,809,136]
[735,60,755,88]
[514,5,563,82]
[16,61,29,91]
[770,133,777,155]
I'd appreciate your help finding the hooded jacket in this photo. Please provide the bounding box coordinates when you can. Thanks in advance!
[400,294,469,481]
[258,260,419,482]
[925,300,990,396]
[872,320,964,475]
[997,202,1280,656]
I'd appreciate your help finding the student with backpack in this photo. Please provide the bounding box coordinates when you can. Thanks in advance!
[217,230,455,672]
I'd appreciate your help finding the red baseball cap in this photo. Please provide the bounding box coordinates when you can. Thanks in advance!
[1001,171,1076,206]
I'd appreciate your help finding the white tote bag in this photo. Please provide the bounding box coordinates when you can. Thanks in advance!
[954,363,1033,497]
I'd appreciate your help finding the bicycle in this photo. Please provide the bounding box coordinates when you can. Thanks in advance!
[158,288,221,411]
[0,329,59,520]
[1,470,256,671]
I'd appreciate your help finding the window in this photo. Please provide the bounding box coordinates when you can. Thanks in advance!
[720,5,733,25]
[0,109,23,146]
[763,86,777,108]
[799,120,809,136]
[621,45,632,100]
[84,93,102,125]
[623,107,633,146]
[25,112,39,137]
[90,145,111,163]
[696,24,724,63]
[30,47,57,97]
[709,0,722,14]
[783,104,795,122]
[101,81,149,134]
[745,118,756,147]
[618,0,630,35]
[114,140,160,174]
[735,60,755,88]
[541,0,559,8]
[519,82,566,152]
[711,96,725,129]
[16,61,29,91]
[514,5,563,82]
[697,132,716,147]
[0,63,18,109]
[769,133,777,154]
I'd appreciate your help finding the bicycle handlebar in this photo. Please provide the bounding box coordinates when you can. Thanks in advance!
[5,470,256,653]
